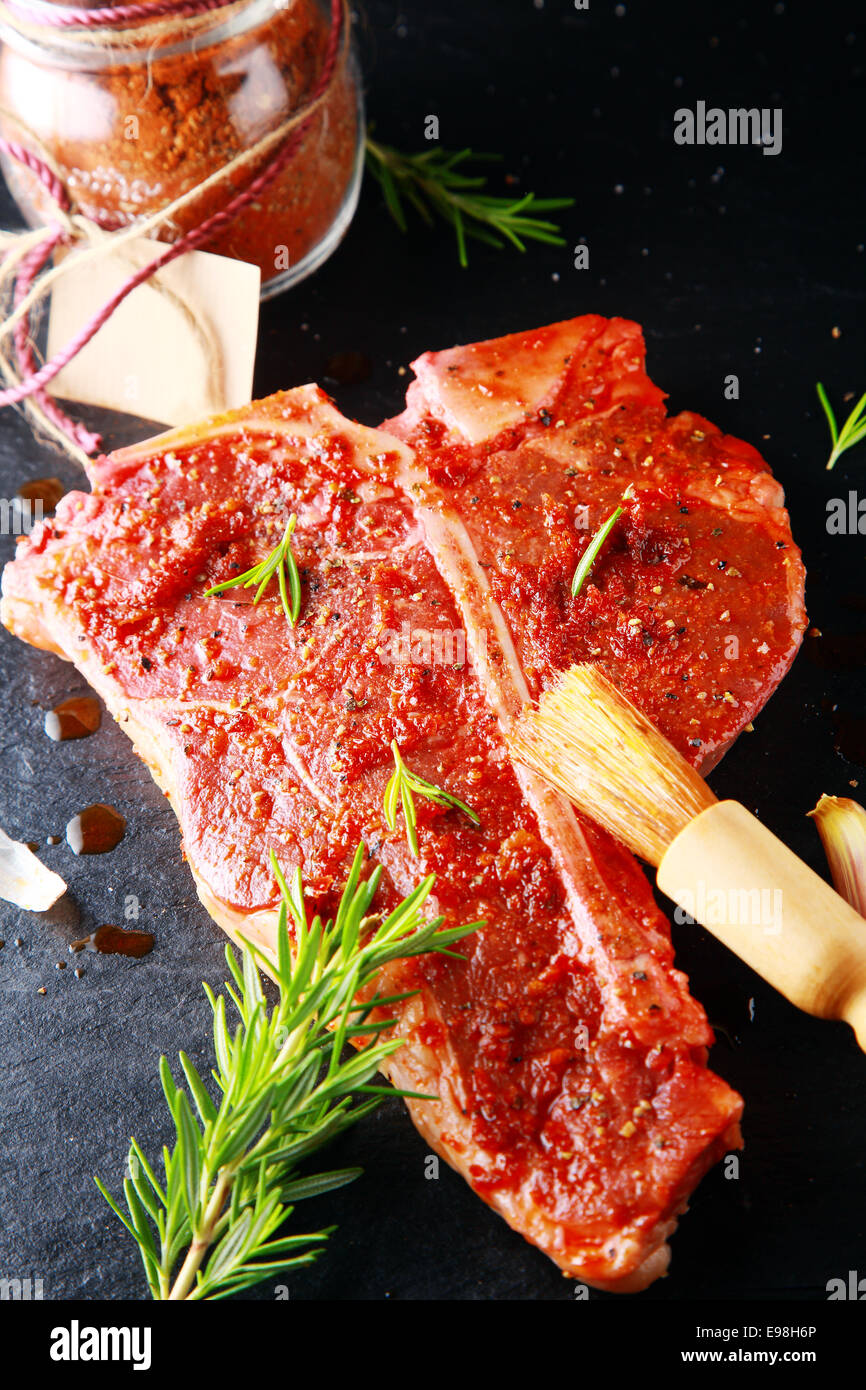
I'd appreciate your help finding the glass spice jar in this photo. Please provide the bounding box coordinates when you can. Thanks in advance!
[0,0,364,298]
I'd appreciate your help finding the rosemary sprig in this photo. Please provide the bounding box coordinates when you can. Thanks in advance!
[95,845,481,1300]
[816,382,866,470]
[365,137,573,268]
[204,515,302,627]
[571,489,635,598]
[383,740,480,856]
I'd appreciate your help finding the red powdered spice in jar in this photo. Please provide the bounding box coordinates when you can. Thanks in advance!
[0,0,363,297]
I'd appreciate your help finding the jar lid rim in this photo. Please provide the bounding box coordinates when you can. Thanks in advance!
[5,0,244,19]
[0,0,319,62]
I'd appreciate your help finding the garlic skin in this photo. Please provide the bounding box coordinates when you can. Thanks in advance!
[0,826,66,911]
[808,795,866,918]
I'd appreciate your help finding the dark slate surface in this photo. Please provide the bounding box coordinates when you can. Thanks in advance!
[0,0,864,1302]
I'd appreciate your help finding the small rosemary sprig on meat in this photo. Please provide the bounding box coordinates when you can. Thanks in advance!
[383,740,480,856]
[204,515,302,627]
[816,383,866,470]
[571,488,634,598]
[365,138,573,268]
[95,845,481,1300]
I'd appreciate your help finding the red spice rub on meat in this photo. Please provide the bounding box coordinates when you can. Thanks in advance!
[2,318,807,1289]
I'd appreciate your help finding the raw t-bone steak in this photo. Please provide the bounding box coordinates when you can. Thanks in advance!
[2,317,806,1291]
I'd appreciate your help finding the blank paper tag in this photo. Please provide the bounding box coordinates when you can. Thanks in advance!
[46,237,261,427]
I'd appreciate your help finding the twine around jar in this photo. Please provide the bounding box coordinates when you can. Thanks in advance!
[0,0,347,466]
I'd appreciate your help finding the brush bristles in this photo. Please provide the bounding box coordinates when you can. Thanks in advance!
[509,665,716,868]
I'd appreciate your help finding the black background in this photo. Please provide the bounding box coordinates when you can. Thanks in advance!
[0,0,864,1304]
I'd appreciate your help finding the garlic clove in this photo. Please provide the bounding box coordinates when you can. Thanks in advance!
[808,794,866,919]
[0,826,66,911]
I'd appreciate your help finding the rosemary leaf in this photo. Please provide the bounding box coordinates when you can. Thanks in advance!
[571,491,634,598]
[816,382,866,470]
[383,739,481,856]
[95,844,481,1300]
[365,138,573,268]
[204,515,302,627]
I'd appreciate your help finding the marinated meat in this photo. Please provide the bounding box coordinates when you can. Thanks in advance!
[1,317,807,1289]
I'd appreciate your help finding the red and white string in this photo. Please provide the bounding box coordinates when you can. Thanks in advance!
[0,0,343,455]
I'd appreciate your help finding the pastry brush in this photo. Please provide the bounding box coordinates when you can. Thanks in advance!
[509,664,866,1052]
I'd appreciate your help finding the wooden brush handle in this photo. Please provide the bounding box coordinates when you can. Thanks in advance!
[657,800,866,1051]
